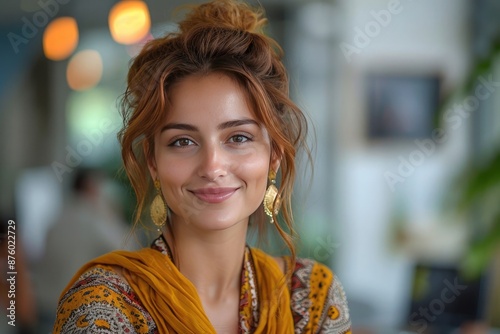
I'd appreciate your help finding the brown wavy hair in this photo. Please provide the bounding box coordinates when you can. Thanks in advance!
[118,0,308,273]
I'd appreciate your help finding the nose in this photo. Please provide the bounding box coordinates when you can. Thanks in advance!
[198,143,228,181]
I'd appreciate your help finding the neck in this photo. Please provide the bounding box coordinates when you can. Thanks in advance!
[163,218,248,302]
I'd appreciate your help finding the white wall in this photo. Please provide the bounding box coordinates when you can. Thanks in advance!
[334,0,471,328]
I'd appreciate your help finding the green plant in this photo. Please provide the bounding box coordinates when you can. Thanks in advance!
[459,149,500,278]
[441,40,500,279]
[426,28,500,280]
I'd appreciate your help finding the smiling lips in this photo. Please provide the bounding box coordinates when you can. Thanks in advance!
[190,187,239,203]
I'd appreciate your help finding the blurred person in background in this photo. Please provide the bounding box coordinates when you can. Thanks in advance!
[34,168,130,331]
[52,0,351,333]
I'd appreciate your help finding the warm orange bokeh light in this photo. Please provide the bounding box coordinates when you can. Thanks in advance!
[43,17,79,61]
[109,1,151,45]
[66,50,103,91]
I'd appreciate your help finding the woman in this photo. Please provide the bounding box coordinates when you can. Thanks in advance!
[53,0,351,333]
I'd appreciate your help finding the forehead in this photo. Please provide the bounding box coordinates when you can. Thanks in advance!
[166,73,255,122]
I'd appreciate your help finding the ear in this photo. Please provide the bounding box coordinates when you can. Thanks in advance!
[270,147,282,174]
[144,139,158,181]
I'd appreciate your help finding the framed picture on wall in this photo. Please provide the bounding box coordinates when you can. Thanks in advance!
[365,73,441,140]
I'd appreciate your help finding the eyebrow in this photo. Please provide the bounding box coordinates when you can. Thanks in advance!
[160,118,260,133]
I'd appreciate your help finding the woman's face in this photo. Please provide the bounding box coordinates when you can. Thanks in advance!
[149,73,278,232]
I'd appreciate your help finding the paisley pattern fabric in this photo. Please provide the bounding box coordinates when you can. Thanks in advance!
[54,267,155,334]
[54,236,351,333]
[289,258,351,333]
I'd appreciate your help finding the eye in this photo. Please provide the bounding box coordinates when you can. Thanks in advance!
[228,134,251,144]
[169,138,195,147]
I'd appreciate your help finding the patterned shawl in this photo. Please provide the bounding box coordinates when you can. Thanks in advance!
[56,247,294,333]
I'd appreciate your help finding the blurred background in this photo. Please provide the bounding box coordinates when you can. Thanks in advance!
[1,0,500,333]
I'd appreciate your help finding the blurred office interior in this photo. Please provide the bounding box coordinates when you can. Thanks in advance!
[1,0,500,333]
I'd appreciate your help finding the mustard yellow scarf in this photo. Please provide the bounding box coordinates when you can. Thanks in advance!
[59,246,294,333]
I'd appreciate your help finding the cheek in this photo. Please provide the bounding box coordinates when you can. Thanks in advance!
[156,156,191,199]
[237,156,270,191]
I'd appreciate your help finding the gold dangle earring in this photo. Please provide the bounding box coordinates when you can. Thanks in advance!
[150,179,167,232]
[263,170,281,224]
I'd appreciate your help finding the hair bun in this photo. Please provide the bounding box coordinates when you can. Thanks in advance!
[178,0,267,34]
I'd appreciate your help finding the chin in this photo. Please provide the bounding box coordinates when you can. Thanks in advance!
[185,213,248,231]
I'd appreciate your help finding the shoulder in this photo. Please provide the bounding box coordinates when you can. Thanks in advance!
[290,257,352,334]
[53,265,157,334]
